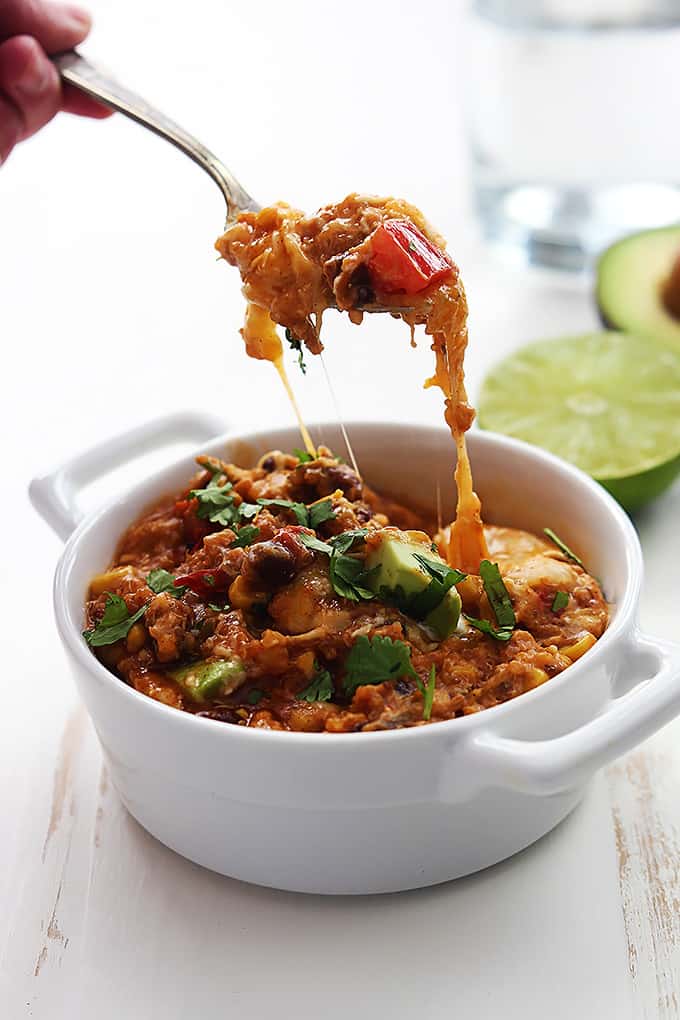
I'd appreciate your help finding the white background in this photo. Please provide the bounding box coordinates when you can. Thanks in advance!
[1,1,679,1017]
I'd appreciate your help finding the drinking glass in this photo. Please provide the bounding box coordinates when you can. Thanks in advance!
[465,0,680,270]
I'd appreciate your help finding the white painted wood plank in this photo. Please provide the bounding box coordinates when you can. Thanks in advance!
[608,727,680,1020]
[10,767,634,1020]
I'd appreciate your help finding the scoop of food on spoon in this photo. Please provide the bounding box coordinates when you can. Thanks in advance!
[52,50,453,320]
[53,50,483,571]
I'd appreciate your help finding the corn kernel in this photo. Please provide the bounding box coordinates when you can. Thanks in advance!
[561,632,597,662]
[89,566,134,597]
[126,622,146,653]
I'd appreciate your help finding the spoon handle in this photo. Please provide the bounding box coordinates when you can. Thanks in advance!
[53,50,259,217]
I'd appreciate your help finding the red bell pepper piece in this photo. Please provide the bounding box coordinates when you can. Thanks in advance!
[175,568,231,598]
[368,220,453,295]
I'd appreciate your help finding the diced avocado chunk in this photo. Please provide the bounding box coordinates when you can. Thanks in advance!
[169,657,245,704]
[423,590,461,640]
[365,531,462,639]
[366,533,434,596]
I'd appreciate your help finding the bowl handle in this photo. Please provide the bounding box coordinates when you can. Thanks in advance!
[465,632,680,796]
[29,411,225,541]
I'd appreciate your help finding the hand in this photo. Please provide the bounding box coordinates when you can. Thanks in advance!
[0,0,110,165]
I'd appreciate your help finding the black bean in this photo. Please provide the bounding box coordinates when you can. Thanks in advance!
[243,540,297,588]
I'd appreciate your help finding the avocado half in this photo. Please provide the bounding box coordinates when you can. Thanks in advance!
[596,225,680,348]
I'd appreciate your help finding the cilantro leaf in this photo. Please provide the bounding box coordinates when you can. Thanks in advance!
[297,667,334,702]
[208,602,225,612]
[379,553,465,621]
[285,327,307,374]
[328,529,368,555]
[308,498,336,529]
[230,525,260,549]
[237,502,260,520]
[479,560,515,630]
[422,664,436,721]
[329,555,377,602]
[256,498,309,527]
[543,528,585,569]
[297,528,375,602]
[189,476,241,527]
[146,568,186,598]
[297,531,333,555]
[413,554,467,588]
[343,635,418,695]
[83,593,147,647]
[245,688,265,705]
[406,553,467,618]
[293,447,314,463]
[551,590,569,613]
[464,615,513,642]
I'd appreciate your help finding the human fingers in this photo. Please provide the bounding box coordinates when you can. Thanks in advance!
[0,34,60,156]
[0,0,91,52]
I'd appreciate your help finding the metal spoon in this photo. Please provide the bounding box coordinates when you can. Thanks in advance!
[53,50,411,313]
[53,50,259,219]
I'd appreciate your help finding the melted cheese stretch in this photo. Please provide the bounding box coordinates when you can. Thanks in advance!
[242,303,316,458]
[217,194,488,575]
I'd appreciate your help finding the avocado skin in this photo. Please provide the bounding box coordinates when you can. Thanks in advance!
[595,225,680,348]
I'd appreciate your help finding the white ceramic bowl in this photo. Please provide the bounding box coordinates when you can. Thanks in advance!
[30,414,680,894]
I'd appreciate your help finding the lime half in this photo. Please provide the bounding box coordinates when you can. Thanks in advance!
[477,331,680,512]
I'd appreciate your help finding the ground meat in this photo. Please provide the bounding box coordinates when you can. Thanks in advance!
[145,593,194,663]
[116,505,186,571]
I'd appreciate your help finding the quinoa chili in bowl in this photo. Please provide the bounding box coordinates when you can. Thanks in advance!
[82,444,608,732]
[30,196,680,891]
[32,420,680,893]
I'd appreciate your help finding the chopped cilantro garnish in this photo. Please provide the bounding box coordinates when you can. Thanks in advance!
[83,593,147,647]
[464,615,513,642]
[343,635,418,695]
[207,602,225,612]
[552,590,569,613]
[285,328,307,374]
[382,553,465,621]
[543,528,585,569]
[245,688,265,705]
[237,502,260,520]
[479,560,515,631]
[297,531,334,555]
[293,447,315,463]
[257,496,336,531]
[329,529,368,554]
[308,498,336,529]
[256,497,309,527]
[146,568,186,598]
[230,525,260,549]
[329,555,377,602]
[297,529,374,601]
[189,476,240,527]
[297,666,334,702]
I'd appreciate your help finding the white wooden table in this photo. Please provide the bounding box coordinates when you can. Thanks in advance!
[1,1,679,1016]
